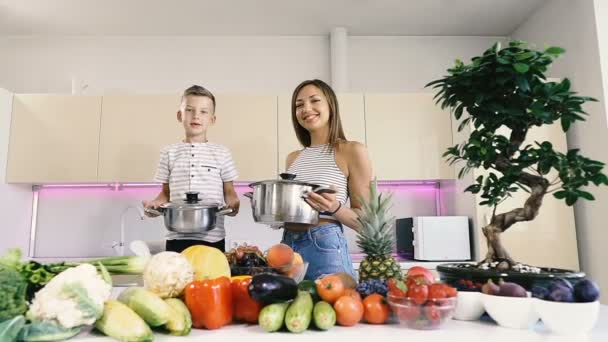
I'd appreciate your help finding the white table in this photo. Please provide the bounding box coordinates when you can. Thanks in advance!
[72,305,608,342]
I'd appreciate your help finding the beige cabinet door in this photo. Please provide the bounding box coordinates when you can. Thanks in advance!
[365,93,453,180]
[277,93,366,171]
[473,123,579,270]
[6,95,102,183]
[208,94,277,181]
[98,95,183,182]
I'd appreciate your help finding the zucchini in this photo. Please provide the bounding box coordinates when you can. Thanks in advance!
[118,287,172,326]
[284,291,313,333]
[164,298,191,336]
[313,301,336,330]
[298,280,320,302]
[248,273,298,304]
[95,300,153,342]
[258,302,289,332]
[0,315,25,342]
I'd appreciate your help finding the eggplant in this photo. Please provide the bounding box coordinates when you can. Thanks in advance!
[248,273,298,304]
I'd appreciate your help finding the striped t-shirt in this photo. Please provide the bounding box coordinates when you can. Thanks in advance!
[287,144,348,219]
[154,142,238,242]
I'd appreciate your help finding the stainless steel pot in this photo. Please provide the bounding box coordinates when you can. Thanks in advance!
[144,192,233,233]
[244,173,335,226]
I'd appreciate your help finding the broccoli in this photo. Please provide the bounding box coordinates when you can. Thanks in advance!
[0,266,28,321]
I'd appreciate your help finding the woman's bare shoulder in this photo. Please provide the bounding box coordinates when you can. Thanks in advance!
[285,149,303,169]
[337,140,368,158]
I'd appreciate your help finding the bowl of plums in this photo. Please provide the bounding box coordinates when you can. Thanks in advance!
[225,243,308,282]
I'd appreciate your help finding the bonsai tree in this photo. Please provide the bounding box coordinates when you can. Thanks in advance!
[427,41,608,271]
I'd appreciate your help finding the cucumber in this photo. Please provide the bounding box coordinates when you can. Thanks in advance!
[284,291,313,333]
[258,302,289,332]
[313,301,336,330]
[118,287,172,326]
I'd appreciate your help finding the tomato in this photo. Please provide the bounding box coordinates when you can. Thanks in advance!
[396,305,420,321]
[406,266,434,284]
[315,275,345,304]
[333,295,364,326]
[407,283,429,305]
[423,304,441,321]
[344,288,362,302]
[184,277,232,330]
[362,294,390,324]
[387,278,407,297]
[428,283,447,299]
[443,284,458,298]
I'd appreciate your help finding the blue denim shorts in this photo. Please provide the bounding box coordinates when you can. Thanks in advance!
[281,223,357,281]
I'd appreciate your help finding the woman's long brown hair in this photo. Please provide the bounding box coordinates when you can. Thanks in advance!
[291,79,347,148]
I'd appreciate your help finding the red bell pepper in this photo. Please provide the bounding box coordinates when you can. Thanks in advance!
[230,275,262,323]
[184,276,232,329]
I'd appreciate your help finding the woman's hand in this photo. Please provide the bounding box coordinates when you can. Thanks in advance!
[304,185,341,214]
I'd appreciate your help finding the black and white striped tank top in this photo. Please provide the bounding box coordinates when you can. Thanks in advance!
[287,144,348,218]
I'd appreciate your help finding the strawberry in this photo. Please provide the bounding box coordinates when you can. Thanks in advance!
[387,278,408,298]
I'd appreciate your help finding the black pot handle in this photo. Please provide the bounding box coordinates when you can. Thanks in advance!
[280,173,297,180]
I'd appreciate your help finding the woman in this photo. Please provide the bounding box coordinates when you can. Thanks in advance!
[283,79,373,281]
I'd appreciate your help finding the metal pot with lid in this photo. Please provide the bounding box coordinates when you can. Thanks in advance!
[244,173,335,226]
[144,191,233,233]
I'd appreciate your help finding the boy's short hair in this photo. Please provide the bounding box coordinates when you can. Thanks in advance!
[182,85,216,112]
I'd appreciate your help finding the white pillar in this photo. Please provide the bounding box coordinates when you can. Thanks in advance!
[330,27,348,92]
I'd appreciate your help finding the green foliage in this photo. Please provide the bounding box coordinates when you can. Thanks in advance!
[0,266,28,322]
[428,41,607,207]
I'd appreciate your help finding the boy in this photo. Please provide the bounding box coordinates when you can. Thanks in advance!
[143,85,240,253]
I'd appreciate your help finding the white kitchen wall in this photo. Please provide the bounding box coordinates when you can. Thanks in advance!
[0,89,32,257]
[0,36,504,94]
[31,183,441,258]
[596,0,608,121]
[512,0,608,301]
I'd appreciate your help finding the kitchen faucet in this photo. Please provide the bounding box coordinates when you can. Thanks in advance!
[117,204,145,256]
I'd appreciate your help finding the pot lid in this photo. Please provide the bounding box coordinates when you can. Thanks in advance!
[249,173,321,188]
[160,191,219,210]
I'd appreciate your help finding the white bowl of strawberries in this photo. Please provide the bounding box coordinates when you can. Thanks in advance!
[386,267,458,330]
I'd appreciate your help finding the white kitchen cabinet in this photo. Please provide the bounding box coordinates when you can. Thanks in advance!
[364,93,454,180]
[277,93,366,171]
[472,123,579,270]
[98,95,183,182]
[6,95,102,183]
[208,94,277,181]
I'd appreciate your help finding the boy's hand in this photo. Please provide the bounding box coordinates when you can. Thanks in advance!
[142,199,167,217]
[224,193,240,216]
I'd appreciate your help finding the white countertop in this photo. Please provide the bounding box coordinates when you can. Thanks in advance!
[70,305,608,342]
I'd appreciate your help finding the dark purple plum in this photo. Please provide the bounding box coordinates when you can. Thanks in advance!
[531,285,549,300]
[498,281,527,297]
[548,278,574,292]
[481,279,500,295]
[547,285,575,302]
[573,279,600,303]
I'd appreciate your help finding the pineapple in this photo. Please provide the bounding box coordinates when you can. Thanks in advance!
[356,180,402,281]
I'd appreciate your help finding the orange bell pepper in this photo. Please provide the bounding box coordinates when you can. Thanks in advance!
[184,276,232,329]
[230,275,262,323]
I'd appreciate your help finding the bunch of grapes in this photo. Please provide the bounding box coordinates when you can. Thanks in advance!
[356,279,389,298]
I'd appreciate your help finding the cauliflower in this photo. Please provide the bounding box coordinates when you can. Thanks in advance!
[26,264,111,329]
[143,252,194,298]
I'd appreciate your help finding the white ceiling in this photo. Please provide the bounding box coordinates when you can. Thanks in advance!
[0,0,547,36]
